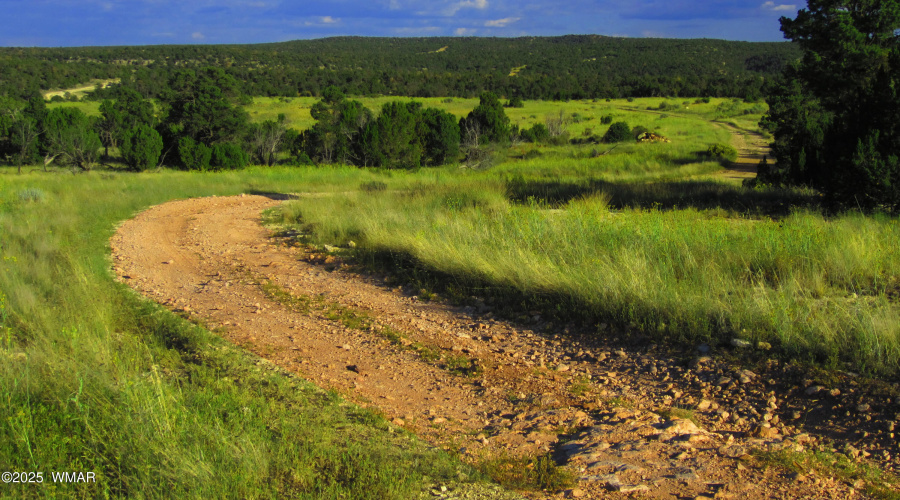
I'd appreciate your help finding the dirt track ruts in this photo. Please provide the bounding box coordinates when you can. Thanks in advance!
[110,194,869,499]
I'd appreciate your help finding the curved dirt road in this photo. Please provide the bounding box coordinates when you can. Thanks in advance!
[111,195,864,499]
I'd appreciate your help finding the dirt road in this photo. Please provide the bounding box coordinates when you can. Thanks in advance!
[111,195,877,499]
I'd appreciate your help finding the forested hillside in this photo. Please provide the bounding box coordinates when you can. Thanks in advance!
[0,35,798,100]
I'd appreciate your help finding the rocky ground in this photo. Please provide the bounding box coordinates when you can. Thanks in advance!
[110,194,898,499]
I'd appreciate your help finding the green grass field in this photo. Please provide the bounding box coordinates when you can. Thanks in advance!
[0,168,488,499]
[8,95,899,497]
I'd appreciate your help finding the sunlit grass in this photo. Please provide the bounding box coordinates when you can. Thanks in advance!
[0,167,480,498]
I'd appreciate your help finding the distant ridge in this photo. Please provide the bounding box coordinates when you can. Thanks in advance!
[0,36,799,100]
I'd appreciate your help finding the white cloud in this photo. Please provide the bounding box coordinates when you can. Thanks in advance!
[192,32,205,39]
[454,27,476,36]
[302,16,341,27]
[761,1,796,11]
[485,17,520,28]
[392,26,442,34]
[445,0,488,16]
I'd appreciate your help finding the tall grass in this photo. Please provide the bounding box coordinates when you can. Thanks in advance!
[0,167,478,498]
[280,176,900,376]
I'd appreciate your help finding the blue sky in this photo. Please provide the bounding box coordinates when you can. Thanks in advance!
[0,0,801,47]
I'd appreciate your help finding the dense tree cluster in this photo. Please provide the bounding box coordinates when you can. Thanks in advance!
[299,87,474,169]
[0,67,292,172]
[0,36,798,101]
[760,0,900,211]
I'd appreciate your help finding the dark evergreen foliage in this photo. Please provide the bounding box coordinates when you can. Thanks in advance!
[760,0,900,211]
[120,124,163,171]
[519,123,550,143]
[43,107,102,170]
[210,142,249,170]
[420,108,460,166]
[360,102,424,169]
[602,121,632,143]
[177,136,212,171]
[0,36,799,101]
[459,91,510,144]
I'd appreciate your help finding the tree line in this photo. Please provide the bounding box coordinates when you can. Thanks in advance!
[0,68,291,172]
[0,36,798,101]
[1,65,650,173]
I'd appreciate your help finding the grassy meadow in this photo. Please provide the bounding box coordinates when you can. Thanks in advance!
[0,168,487,499]
[5,95,899,498]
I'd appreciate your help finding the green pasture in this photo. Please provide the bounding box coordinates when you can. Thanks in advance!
[51,95,766,146]
[0,167,487,499]
[6,94,897,500]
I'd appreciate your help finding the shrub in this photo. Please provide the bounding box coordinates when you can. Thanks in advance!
[210,142,249,170]
[705,143,738,163]
[289,151,314,166]
[460,91,510,144]
[547,132,570,146]
[120,124,163,171]
[421,107,460,166]
[178,136,212,171]
[600,115,613,125]
[505,96,524,108]
[520,123,550,143]
[360,181,388,192]
[602,121,632,143]
[631,125,650,139]
[17,188,45,203]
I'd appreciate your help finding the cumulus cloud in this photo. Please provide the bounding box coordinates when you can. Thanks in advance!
[192,32,205,39]
[445,0,488,16]
[454,27,476,35]
[761,1,796,11]
[485,17,520,27]
[320,16,339,23]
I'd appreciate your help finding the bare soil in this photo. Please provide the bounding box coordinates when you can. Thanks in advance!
[715,121,773,181]
[111,194,894,499]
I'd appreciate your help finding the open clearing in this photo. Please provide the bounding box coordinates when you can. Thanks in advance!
[111,194,888,499]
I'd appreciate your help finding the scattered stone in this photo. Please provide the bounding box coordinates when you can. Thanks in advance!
[565,488,585,498]
[697,344,711,354]
[716,377,733,387]
[659,418,704,436]
[738,370,756,384]
[857,403,871,413]
[804,385,825,396]
[757,341,772,350]
[719,444,749,458]
[730,338,752,348]
[697,400,713,411]
[751,424,779,439]
[674,469,699,482]
[615,484,650,493]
